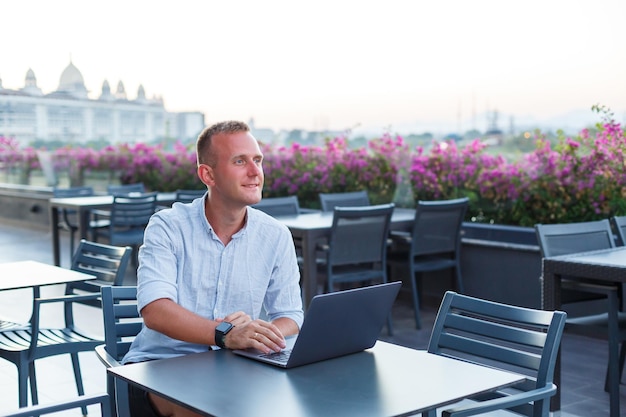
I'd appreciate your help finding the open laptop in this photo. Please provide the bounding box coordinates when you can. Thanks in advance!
[233,281,401,368]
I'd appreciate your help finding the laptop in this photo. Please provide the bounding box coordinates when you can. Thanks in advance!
[233,281,401,368]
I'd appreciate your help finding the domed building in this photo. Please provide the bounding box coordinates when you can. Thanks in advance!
[0,61,205,144]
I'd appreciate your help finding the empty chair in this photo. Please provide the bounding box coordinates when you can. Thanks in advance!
[318,190,370,212]
[427,291,566,417]
[2,392,111,417]
[174,188,206,204]
[53,186,96,259]
[535,219,626,406]
[93,192,158,264]
[252,195,301,217]
[107,183,145,196]
[96,286,142,417]
[387,197,469,329]
[316,203,395,334]
[0,240,131,412]
[611,215,626,246]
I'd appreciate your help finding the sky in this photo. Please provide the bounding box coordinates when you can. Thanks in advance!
[2,0,626,135]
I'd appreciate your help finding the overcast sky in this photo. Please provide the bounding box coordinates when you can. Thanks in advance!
[2,0,625,134]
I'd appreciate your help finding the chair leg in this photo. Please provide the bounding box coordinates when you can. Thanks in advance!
[29,361,38,406]
[410,267,422,329]
[454,263,464,293]
[70,352,88,416]
[69,228,76,263]
[17,363,29,407]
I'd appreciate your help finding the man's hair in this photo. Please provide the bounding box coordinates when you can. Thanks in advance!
[196,120,250,166]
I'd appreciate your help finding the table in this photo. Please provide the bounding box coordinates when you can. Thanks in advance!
[278,208,415,309]
[542,246,626,417]
[49,193,175,266]
[109,341,525,417]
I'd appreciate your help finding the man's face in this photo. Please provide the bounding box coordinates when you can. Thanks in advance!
[208,131,264,207]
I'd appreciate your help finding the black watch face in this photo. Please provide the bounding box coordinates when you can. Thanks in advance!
[217,322,233,333]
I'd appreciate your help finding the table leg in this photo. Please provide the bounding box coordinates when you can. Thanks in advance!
[300,234,317,310]
[607,290,620,417]
[541,266,561,412]
[50,207,61,266]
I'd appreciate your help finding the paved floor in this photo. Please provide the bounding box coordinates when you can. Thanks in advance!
[0,219,624,416]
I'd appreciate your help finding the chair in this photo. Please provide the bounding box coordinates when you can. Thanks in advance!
[611,215,626,246]
[318,190,370,212]
[252,195,301,217]
[174,188,206,203]
[0,240,132,413]
[316,203,395,334]
[2,392,111,417]
[387,197,469,329]
[107,183,145,196]
[427,291,566,417]
[53,186,97,260]
[96,286,142,417]
[535,220,626,399]
[92,192,158,265]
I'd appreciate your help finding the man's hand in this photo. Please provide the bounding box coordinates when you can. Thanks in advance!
[223,319,286,353]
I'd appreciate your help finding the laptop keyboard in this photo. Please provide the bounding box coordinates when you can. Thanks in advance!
[260,349,292,363]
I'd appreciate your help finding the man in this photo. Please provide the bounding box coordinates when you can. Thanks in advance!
[123,120,304,417]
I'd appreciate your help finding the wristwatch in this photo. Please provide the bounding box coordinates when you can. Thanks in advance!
[215,321,234,349]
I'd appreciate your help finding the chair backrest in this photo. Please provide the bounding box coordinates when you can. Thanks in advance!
[319,190,370,212]
[327,203,394,267]
[175,189,206,203]
[53,186,95,198]
[110,192,158,229]
[107,183,145,196]
[2,392,111,417]
[101,286,142,362]
[611,215,626,247]
[252,195,301,217]
[410,197,469,257]
[428,291,566,415]
[65,239,132,322]
[535,219,615,257]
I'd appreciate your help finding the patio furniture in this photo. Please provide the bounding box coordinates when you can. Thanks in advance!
[428,291,566,417]
[107,183,145,196]
[611,215,626,246]
[2,392,111,417]
[536,220,626,416]
[252,195,301,217]
[92,192,158,265]
[316,203,395,334]
[96,286,141,417]
[174,188,206,203]
[387,197,469,328]
[0,264,102,412]
[318,190,370,211]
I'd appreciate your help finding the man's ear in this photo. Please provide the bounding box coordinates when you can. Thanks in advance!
[197,164,215,186]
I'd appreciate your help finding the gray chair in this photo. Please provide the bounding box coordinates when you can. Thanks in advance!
[318,190,370,212]
[93,192,158,265]
[107,183,145,196]
[174,188,206,203]
[0,240,131,413]
[316,203,395,334]
[611,215,626,246]
[252,195,301,217]
[427,291,566,417]
[387,197,469,329]
[535,220,626,400]
[2,392,111,417]
[96,286,142,417]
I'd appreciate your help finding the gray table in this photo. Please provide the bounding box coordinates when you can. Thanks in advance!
[109,341,524,417]
[542,246,626,417]
[278,208,415,309]
[49,193,175,266]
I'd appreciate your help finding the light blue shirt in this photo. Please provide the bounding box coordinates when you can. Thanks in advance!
[122,196,304,364]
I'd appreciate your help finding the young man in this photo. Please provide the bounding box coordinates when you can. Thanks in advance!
[123,120,304,417]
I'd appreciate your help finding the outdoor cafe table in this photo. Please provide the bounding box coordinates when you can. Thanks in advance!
[109,340,525,417]
[49,193,175,266]
[542,246,626,417]
[277,208,415,309]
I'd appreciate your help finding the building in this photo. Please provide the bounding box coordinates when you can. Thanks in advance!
[0,61,205,145]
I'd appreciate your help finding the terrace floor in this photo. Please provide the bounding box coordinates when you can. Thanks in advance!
[0,219,624,416]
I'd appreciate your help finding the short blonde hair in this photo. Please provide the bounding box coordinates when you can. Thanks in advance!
[196,120,250,166]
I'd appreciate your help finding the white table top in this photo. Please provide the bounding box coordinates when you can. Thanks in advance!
[0,260,95,291]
